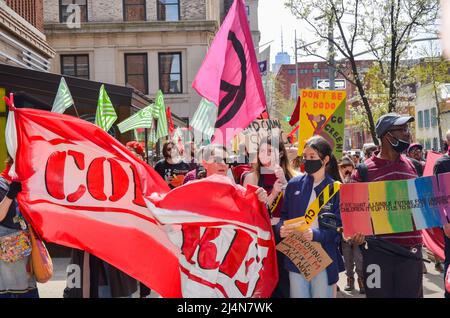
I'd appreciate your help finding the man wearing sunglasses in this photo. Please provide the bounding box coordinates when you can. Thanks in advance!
[350,113,423,298]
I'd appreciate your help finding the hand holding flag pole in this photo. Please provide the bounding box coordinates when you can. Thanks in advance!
[3,93,16,111]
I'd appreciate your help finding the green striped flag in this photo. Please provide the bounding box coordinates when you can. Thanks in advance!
[95,84,117,132]
[51,77,74,114]
[117,105,153,133]
[149,127,157,145]
[191,98,217,138]
[151,90,168,139]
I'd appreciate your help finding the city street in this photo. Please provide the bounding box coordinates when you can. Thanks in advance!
[1,0,449,301]
[38,250,445,298]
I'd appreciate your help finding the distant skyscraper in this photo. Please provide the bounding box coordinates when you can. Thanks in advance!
[272,27,291,74]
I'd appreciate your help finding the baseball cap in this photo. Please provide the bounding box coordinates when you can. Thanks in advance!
[338,156,355,168]
[375,113,414,138]
[407,143,423,153]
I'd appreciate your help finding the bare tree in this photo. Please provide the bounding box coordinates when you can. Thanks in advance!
[285,0,439,145]
[412,41,450,150]
[362,0,439,112]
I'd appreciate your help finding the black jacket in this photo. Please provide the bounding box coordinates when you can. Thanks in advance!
[63,249,138,298]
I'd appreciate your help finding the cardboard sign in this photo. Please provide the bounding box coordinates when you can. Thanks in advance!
[243,119,281,139]
[276,232,332,281]
[340,173,450,237]
[297,89,346,159]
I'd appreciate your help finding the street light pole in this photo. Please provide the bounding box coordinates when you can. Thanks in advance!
[328,15,335,91]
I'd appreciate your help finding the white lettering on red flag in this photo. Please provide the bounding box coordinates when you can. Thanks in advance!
[5,107,181,298]
[146,175,278,298]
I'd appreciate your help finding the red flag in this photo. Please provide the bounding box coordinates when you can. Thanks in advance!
[5,107,182,297]
[258,111,270,119]
[289,96,301,126]
[422,229,445,261]
[166,106,175,135]
[192,0,266,144]
[146,175,278,298]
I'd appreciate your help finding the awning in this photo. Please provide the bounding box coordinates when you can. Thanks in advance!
[0,63,187,142]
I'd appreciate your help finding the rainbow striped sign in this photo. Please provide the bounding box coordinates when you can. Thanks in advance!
[340,172,450,237]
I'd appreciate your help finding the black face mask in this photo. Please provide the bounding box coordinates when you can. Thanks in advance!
[388,133,410,153]
[304,159,323,175]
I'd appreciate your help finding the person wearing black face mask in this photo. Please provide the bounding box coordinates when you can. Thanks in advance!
[350,113,424,298]
[276,136,344,298]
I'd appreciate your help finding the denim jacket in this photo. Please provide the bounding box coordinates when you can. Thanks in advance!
[275,174,344,285]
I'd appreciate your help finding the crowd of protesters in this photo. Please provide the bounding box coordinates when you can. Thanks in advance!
[1,112,450,299]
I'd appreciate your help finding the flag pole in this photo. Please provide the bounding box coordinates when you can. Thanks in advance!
[73,104,81,118]
[145,128,149,164]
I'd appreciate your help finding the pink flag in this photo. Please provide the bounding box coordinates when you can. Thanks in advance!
[5,106,182,298]
[192,0,266,144]
[423,151,442,176]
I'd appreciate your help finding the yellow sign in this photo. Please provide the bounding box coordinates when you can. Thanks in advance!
[284,181,341,232]
[297,89,346,159]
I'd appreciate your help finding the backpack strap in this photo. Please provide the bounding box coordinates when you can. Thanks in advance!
[356,163,369,182]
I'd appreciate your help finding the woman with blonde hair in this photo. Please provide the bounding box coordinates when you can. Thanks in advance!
[243,138,296,298]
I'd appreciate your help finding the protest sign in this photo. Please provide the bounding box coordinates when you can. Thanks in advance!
[340,173,450,237]
[297,89,346,159]
[241,119,282,164]
[276,232,332,281]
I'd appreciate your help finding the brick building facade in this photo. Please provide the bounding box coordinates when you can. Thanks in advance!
[43,0,221,120]
[5,0,44,31]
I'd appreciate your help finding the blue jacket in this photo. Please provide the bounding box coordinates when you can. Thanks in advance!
[275,173,344,285]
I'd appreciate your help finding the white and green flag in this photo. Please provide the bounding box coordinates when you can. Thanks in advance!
[191,98,217,139]
[95,84,117,132]
[117,105,154,133]
[151,90,168,139]
[51,77,74,114]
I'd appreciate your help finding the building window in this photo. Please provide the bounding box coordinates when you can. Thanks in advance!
[288,69,296,75]
[158,53,182,94]
[425,139,431,150]
[124,0,146,21]
[431,107,437,127]
[125,53,148,94]
[312,76,320,89]
[61,54,89,79]
[424,109,430,128]
[157,0,180,21]
[60,0,88,23]
[312,68,321,73]
[246,5,250,16]
[418,111,423,128]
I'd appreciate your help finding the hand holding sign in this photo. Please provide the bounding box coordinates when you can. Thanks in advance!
[301,228,313,241]
[280,223,297,238]
[276,232,332,281]
[274,165,287,185]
